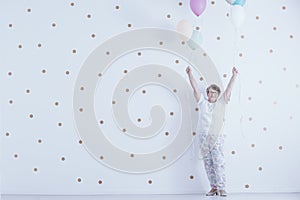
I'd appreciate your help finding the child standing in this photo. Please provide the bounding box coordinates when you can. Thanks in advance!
[186,66,238,197]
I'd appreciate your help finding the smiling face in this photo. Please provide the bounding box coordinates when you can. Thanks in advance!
[207,89,220,103]
[206,84,221,103]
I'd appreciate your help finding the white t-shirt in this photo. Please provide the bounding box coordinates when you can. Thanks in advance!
[196,93,227,135]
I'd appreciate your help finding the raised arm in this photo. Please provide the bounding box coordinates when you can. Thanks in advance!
[186,66,201,102]
[224,67,238,103]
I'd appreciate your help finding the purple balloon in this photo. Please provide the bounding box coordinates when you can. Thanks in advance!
[190,0,207,17]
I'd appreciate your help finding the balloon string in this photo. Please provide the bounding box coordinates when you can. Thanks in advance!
[233,27,246,139]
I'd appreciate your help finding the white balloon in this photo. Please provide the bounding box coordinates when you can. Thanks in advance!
[230,5,246,30]
[226,0,235,5]
[176,19,193,41]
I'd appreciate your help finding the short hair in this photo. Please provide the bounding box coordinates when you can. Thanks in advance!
[206,84,221,95]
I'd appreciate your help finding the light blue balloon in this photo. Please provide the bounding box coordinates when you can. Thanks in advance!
[233,0,246,6]
[187,30,203,50]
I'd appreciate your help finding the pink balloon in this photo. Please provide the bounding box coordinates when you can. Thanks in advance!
[190,0,207,17]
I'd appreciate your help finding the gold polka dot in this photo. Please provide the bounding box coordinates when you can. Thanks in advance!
[290,35,294,39]
[137,118,141,122]
[158,73,162,78]
[26,89,30,94]
[137,52,142,56]
[273,27,277,31]
[245,184,250,189]
[241,35,245,39]
[251,144,255,148]
[6,132,10,136]
[99,120,104,124]
[37,43,42,48]
[125,88,130,92]
[123,69,128,74]
[87,14,92,18]
[77,178,82,183]
[165,132,169,136]
[189,175,194,180]
[79,140,83,144]
[192,132,196,136]
[256,16,260,20]
[169,112,174,116]
[128,24,132,28]
[159,41,164,45]
[58,122,63,127]
[9,23,13,28]
[282,6,286,10]
[148,180,153,184]
[115,5,120,10]
[181,41,185,45]
[199,77,204,81]
[18,44,23,49]
[70,2,75,6]
[223,74,227,78]
[98,73,102,77]
[263,127,267,131]
[112,100,116,105]
[27,8,31,12]
[217,36,221,40]
[100,156,104,160]
[279,146,283,150]
[14,154,18,158]
[38,139,42,143]
[66,70,70,75]
[178,2,183,6]
[175,60,179,64]
[106,51,110,55]
[52,23,56,27]
[195,107,199,112]
[72,49,77,54]
[122,128,127,133]
[80,86,84,91]
[226,13,229,17]
[98,180,103,184]
[79,108,83,112]
[142,90,146,94]
[54,102,59,106]
[173,89,177,93]
[162,156,166,160]
[196,26,200,30]
[61,157,65,161]
[211,1,215,5]
[130,153,134,158]
[42,69,46,74]
[166,14,171,19]
[33,168,38,172]
[8,71,13,76]
[29,114,34,118]
[258,166,263,171]
[91,34,96,38]
[9,100,13,104]
[231,150,236,155]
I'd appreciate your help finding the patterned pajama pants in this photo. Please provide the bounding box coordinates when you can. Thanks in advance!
[202,136,226,190]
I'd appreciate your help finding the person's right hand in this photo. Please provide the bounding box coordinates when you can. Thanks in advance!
[186,66,191,74]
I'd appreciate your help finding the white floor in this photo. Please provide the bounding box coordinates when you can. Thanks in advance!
[1,193,300,200]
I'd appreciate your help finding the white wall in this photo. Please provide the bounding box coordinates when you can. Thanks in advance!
[1,0,300,195]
